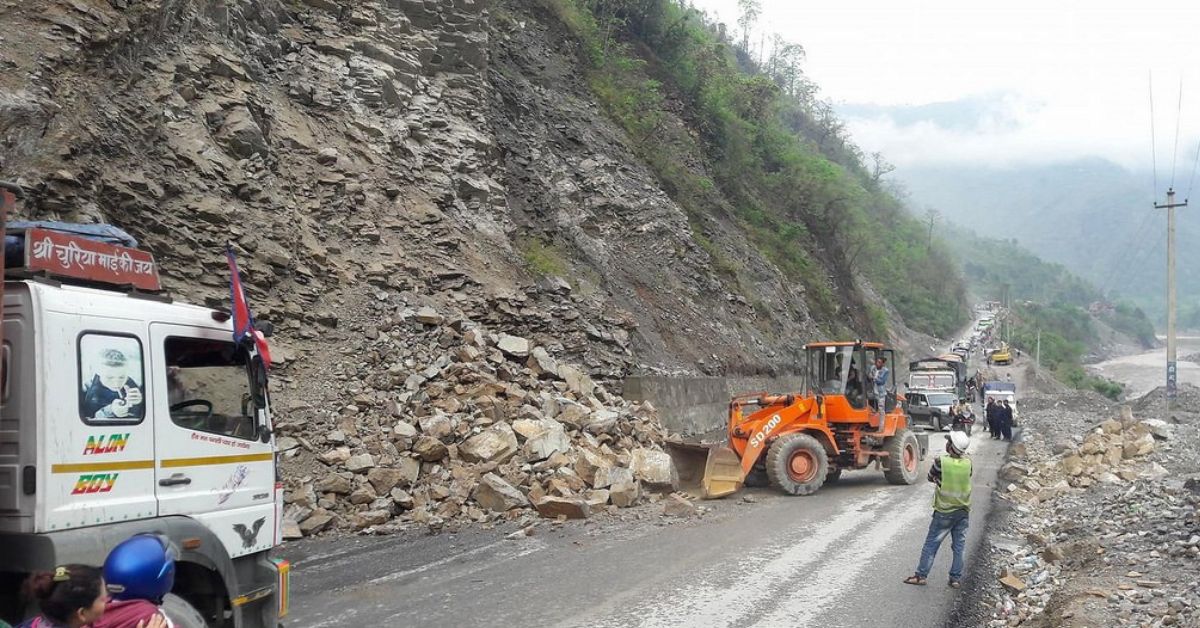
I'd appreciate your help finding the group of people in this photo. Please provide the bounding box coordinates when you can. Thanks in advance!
[4,535,176,628]
[985,397,1014,440]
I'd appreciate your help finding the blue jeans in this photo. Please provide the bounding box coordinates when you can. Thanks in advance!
[915,509,969,580]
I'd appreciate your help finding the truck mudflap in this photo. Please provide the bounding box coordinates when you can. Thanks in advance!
[272,558,290,619]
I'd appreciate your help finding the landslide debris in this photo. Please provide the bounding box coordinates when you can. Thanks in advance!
[0,0,817,536]
[978,386,1200,627]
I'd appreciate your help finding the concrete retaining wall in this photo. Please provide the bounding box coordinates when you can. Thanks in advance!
[622,375,805,435]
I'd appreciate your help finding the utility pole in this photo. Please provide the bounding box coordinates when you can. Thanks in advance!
[1035,329,1041,372]
[924,209,939,250]
[1155,187,1186,407]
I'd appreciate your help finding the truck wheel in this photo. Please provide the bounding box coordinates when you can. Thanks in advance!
[766,433,828,496]
[163,593,208,628]
[884,429,921,485]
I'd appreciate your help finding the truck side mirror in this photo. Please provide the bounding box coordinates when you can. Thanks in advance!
[250,355,272,443]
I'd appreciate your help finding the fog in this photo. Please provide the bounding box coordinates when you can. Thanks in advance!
[691,0,1200,171]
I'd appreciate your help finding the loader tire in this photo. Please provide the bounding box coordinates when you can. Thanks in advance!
[884,429,921,485]
[766,433,828,496]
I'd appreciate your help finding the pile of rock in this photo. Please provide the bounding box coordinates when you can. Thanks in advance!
[278,306,681,537]
[980,394,1200,627]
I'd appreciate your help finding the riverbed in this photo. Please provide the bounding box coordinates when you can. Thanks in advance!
[1088,335,1200,398]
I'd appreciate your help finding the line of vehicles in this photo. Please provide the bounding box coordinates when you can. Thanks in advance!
[902,307,1019,433]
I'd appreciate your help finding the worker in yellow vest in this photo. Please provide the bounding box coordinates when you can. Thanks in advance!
[904,430,972,588]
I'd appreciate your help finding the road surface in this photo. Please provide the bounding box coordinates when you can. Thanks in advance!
[280,431,1007,628]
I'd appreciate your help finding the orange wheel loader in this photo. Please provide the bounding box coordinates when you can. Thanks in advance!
[666,341,929,498]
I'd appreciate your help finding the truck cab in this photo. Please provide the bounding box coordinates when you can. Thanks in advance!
[1,226,288,628]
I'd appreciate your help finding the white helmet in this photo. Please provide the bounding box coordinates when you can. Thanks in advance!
[947,431,971,454]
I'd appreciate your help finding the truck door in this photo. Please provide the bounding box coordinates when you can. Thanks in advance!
[42,311,157,532]
[149,323,276,558]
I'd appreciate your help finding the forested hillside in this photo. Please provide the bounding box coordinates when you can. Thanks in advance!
[545,0,970,338]
[941,226,1154,398]
[903,157,1199,326]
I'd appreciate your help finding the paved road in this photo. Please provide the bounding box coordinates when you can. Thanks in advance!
[280,430,1007,628]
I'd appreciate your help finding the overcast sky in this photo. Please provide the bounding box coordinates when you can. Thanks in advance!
[690,0,1200,173]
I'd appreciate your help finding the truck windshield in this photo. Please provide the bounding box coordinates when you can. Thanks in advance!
[165,337,258,441]
[927,393,957,407]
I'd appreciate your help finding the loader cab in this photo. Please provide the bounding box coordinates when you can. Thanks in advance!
[805,342,897,413]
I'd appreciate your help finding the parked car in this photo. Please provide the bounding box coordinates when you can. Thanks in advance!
[903,390,958,431]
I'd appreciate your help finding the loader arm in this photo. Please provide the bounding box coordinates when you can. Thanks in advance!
[728,393,819,476]
[665,393,823,499]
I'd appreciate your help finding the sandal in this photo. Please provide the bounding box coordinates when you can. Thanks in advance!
[949,580,961,589]
[903,574,927,586]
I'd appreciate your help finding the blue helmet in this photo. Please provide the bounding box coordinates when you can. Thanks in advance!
[103,534,177,602]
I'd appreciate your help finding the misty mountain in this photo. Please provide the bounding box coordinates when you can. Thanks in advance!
[897,157,1200,319]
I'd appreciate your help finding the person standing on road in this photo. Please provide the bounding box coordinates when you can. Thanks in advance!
[1000,400,1014,441]
[869,357,889,428]
[904,431,973,589]
[985,398,998,439]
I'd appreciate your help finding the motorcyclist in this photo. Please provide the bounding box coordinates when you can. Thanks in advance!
[952,401,974,436]
[93,535,176,628]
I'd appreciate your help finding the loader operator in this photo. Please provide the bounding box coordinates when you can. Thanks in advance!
[869,356,888,427]
[904,431,972,589]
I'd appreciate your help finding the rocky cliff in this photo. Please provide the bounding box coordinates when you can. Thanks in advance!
[1,0,914,533]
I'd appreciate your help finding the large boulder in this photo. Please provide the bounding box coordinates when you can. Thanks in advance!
[1061,455,1085,476]
[662,494,698,518]
[497,334,530,358]
[368,459,419,493]
[631,448,678,492]
[413,435,449,461]
[316,473,352,494]
[460,423,519,463]
[609,476,641,508]
[1123,433,1156,458]
[575,448,614,487]
[521,420,571,461]
[345,453,376,473]
[473,473,530,512]
[533,495,590,519]
[298,510,335,535]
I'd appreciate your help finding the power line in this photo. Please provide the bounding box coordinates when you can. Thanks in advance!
[1186,139,1200,202]
[1171,78,1184,189]
[1150,71,1159,200]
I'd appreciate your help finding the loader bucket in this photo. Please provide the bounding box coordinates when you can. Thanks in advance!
[665,441,744,499]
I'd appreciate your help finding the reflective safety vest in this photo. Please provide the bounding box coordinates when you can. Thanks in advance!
[934,456,972,513]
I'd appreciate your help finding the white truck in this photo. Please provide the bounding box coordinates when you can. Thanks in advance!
[1,222,289,628]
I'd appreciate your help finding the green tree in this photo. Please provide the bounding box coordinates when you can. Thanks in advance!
[736,0,760,54]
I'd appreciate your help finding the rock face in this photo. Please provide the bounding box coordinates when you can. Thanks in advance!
[0,0,857,538]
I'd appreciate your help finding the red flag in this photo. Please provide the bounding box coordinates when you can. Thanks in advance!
[227,246,271,369]
[227,246,254,343]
